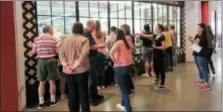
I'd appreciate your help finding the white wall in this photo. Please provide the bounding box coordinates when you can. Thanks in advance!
[184,1,201,62]
[14,1,26,111]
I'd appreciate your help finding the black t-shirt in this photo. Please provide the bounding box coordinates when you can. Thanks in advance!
[83,30,98,56]
[193,34,208,57]
[140,31,153,48]
[153,34,165,56]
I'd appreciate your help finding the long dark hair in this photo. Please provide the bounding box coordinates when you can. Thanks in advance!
[207,25,214,37]
[116,29,130,49]
[198,23,208,47]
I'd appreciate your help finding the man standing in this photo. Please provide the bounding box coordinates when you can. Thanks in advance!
[83,20,105,106]
[32,25,59,109]
[140,24,154,78]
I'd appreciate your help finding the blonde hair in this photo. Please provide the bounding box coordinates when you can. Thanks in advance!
[59,35,67,45]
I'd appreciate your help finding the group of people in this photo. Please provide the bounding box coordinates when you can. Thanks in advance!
[32,19,216,112]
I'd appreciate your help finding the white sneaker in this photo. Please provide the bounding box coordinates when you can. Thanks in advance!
[142,73,150,78]
[116,103,126,111]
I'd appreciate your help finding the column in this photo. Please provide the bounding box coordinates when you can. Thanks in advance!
[0,1,19,111]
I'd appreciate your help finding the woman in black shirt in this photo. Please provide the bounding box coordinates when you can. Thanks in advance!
[136,24,166,89]
[188,23,209,91]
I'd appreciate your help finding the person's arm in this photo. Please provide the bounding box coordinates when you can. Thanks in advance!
[32,44,37,54]
[55,39,60,53]
[71,39,90,69]
[135,33,154,40]
[59,42,68,67]
[109,42,119,64]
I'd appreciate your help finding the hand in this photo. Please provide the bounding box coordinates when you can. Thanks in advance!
[64,66,73,74]
[152,44,156,48]
[98,44,106,48]
[134,33,141,37]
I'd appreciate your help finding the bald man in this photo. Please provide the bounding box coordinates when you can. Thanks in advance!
[83,20,105,106]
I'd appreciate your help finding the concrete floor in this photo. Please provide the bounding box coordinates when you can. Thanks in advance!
[27,50,222,111]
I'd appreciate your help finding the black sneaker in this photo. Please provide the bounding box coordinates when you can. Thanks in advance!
[37,103,44,110]
[95,94,104,100]
[50,101,57,107]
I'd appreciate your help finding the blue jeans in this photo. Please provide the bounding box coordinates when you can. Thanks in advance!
[195,56,209,82]
[115,66,132,112]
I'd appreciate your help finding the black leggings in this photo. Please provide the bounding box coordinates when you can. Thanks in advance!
[166,47,173,69]
[153,53,166,86]
[207,48,215,73]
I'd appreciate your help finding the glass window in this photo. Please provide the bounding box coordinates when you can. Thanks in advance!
[110,1,118,18]
[134,19,140,33]
[173,7,177,20]
[153,20,157,32]
[177,7,181,20]
[52,1,64,16]
[52,17,65,37]
[140,3,146,19]
[99,1,108,18]
[118,19,125,27]
[65,1,76,16]
[37,16,51,34]
[163,5,167,21]
[118,1,125,18]
[177,34,181,47]
[146,3,152,19]
[37,1,51,15]
[89,1,98,18]
[110,19,118,27]
[141,20,147,31]
[79,1,89,17]
[79,18,89,27]
[177,21,180,33]
[65,17,76,34]
[134,2,140,19]
[126,1,132,19]
[169,6,173,20]
[153,3,157,20]
[157,5,162,20]
[99,18,108,32]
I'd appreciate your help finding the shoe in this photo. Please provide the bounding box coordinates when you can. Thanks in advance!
[116,103,126,111]
[201,84,210,91]
[50,101,57,107]
[193,81,203,86]
[37,103,44,110]
[212,70,215,74]
[154,85,165,90]
[142,73,150,78]
[90,101,98,106]
[60,94,67,100]
[95,94,104,100]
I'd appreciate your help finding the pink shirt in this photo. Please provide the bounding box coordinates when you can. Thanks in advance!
[114,40,132,67]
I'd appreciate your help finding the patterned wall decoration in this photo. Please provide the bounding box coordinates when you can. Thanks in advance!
[22,1,39,107]
[176,6,186,63]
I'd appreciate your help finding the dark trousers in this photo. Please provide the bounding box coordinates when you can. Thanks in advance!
[66,71,90,112]
[115,66,132,112]
[127,74,134,93]
[154,53,166,85]
[207,48,215,73]
[89,55,99,102]
[166,47,173,69]
[96,53,106,87]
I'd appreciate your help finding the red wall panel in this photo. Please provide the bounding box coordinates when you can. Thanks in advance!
[0,1,19,111]
[201,1,209,24]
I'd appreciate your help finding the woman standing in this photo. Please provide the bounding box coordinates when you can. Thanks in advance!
[110,29,133,112]
[163,25,173,71]
[92,20,106,91]
[189,23,209,91]
[169,25,177,67]
[121,24,135,93]
[59,22,90,111]
[136,24,166,89]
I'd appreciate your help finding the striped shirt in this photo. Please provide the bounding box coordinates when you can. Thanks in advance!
[33,34,59,58]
